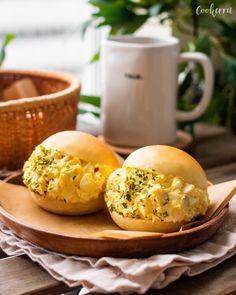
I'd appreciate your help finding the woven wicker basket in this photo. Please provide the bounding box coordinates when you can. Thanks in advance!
[0,69,80,173]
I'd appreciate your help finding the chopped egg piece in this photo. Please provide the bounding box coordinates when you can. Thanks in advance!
[23,145,113,204]
[105,167,209,223]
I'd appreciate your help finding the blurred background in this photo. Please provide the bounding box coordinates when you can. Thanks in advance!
[0,0,99,94]
[1,0,236,134]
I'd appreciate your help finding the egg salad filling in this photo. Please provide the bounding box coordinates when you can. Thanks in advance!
[23,145,113,204]
[105,167,209,223]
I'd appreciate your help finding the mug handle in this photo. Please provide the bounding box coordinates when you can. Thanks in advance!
[176,52,214,122]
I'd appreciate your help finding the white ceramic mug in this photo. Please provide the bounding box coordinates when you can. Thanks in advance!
[101,36,213,147]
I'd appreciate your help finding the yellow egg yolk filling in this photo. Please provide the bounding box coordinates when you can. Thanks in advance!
[105,167,209,223]
[23,145,114,204]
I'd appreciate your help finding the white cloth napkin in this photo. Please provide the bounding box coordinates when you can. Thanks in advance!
[1,195,236,294]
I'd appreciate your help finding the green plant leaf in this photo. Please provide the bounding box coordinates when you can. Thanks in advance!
[4,34,15,46]
[120,15,148,34]
[80,95,101,107]
[89,0,116,6]
[79,108,101,117]
[223,56,236,87]
[194,34,211,55]
[0,48,5,67]
[81,19,94,38]
[89,51,100,64]
[217,19,236,44]
[79,97,101,117]
[0,34,15,67]
[90,1,136,26]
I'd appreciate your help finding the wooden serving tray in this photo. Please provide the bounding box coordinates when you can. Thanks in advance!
[0,176,228,258]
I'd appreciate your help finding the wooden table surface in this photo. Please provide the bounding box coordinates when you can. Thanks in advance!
[1,123,236,295]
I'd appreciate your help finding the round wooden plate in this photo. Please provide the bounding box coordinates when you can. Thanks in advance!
[0,176,228,258]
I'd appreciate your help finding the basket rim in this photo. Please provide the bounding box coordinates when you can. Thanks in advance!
[0,69,80,107]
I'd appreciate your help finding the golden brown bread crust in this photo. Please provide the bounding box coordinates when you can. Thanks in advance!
[110,211,184,233]
[42,131,120,169]
[31,192,105,215]
[124,145,208,189]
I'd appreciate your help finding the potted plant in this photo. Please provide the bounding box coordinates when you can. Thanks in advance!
[82,0,236,134]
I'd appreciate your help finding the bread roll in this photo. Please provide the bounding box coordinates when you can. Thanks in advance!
[42,130,120,169]
[24,131,120,215]
[124,145,207,189]
[106,145,209,232]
